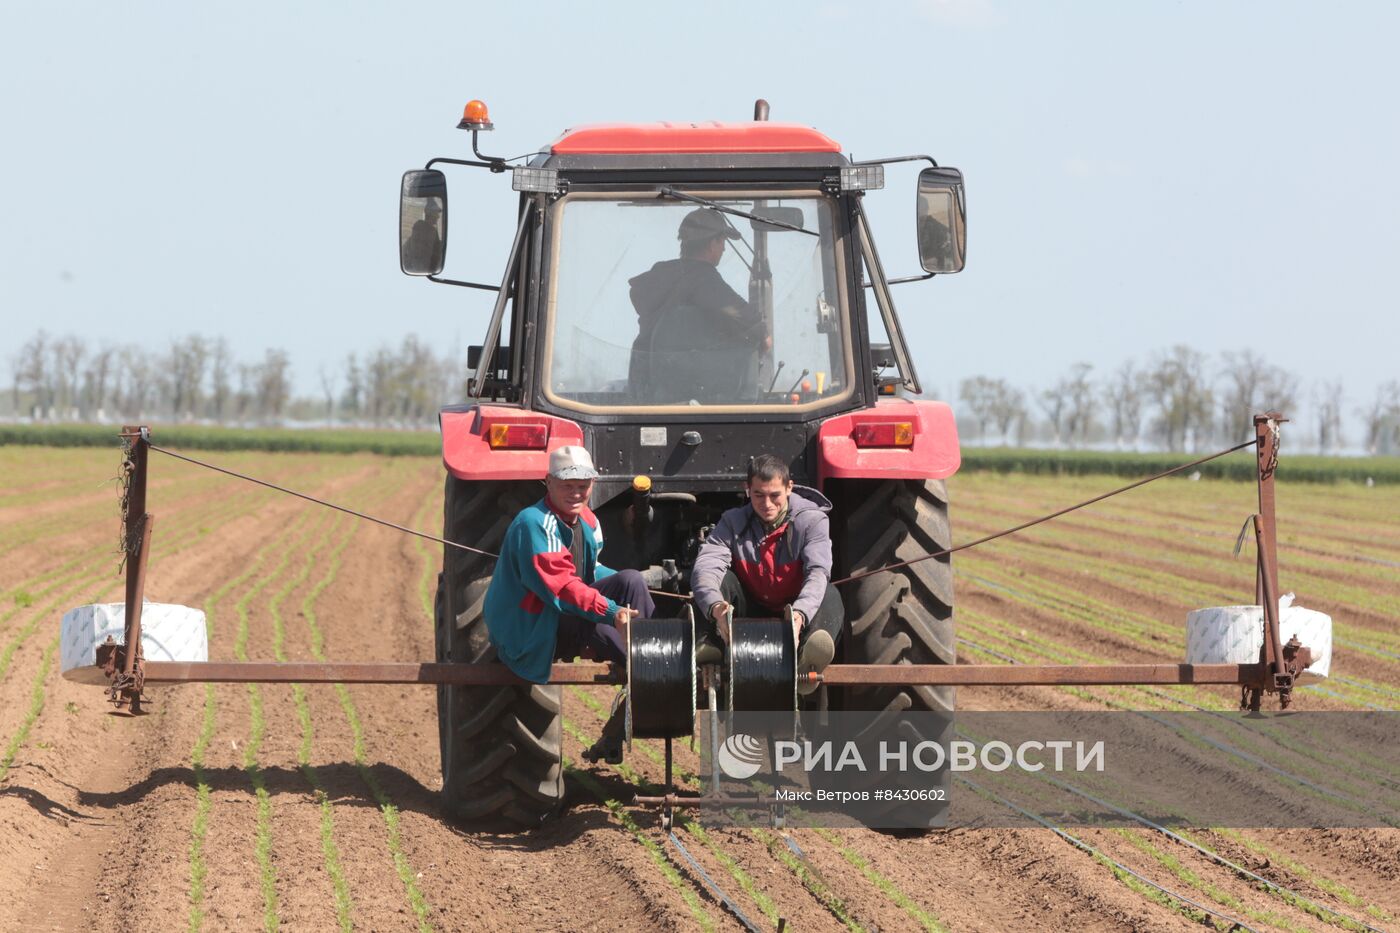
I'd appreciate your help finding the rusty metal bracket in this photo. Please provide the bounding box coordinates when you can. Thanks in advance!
[112,425,154,713]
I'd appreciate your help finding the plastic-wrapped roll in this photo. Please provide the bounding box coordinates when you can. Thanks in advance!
[1185,594,1332,684]
[626,617,695,740]
[728,619,796,712]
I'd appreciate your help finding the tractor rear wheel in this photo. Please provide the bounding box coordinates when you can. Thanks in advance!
[830,477,955,826]
[435,477,566,827]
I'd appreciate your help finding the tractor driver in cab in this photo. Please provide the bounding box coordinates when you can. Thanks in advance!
[483,446,655,764]
[627,208,768,402]
[690,454,842,694]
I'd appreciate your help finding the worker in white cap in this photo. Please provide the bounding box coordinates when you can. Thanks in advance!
[484,445,654,764]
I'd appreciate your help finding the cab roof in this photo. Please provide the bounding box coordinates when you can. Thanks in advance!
[549,122,843,155]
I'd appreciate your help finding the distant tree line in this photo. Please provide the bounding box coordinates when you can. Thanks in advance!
[956,345,1400,455]
[5,331,463,429]
[6,331,1399,453]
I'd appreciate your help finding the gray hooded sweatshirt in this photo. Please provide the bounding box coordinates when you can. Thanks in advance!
[690,485,834,623]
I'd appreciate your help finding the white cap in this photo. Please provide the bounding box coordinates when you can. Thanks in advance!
[548,445,598,480]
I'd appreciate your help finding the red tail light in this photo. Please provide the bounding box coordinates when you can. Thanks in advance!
[852,422,914,448]
[487,423,548,449]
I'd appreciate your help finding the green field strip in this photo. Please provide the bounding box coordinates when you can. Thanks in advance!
[954,485,1400,616]
[0,637,60,783]
[961,599,1400,800]
[272,506,356,933]
[1114,828,1313,933]
[809,828,947,933]
[190,510,291,931]
[956,481,1400,574]
[1185,828,1394,926]
[1033,774,1395,933]
[0,489,259,688]
[303,465,436,933]
[960,603,1400,805]
[957,777,1248,931]
[405,469,440,620]
[233,508,327,932]
[956,505,1400,626]
[569,687,940,932]
[559,715,776,928]
[561,758,716,932]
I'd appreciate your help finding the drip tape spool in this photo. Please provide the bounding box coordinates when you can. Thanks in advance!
[727,618,796,712]
[627,615,696,740]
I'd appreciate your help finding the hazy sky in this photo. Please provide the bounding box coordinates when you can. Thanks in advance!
[3,1,1396,434]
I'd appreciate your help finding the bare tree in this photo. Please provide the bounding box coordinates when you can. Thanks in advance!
[959,376,996,442]
[81,343,117,420]
[1359,381,1400,455]
[12,332,50,418]
[1104,361,1147,449]
[340,353,363,422]
[117,345,155,419]
[1217,350,1299,442]
[319,364,338,425]
[209,337,232,423]
[1038,382,1069,447]
[167,335,209,421]
[988,381,1026,445]
[47,334,85,420]
[1061,362,1096,448]
[1313,380,1345,453]
[1147,345,1214,451]
[254,349,292,422]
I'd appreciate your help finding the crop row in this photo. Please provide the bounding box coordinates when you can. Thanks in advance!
[188,459,434,931]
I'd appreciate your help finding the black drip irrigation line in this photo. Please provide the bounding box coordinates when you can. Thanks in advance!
[957,776,1260,933]
[957,642,1392,930]
[1037,774,1388,933]
[666,830,762,932]
[142,436,1261,603]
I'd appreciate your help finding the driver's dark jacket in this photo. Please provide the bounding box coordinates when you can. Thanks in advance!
[628,259,761,383]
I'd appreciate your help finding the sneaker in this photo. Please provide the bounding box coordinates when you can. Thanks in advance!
[695,633,725,665]
[582,692,626,764]
[796,630,835,696]
[581,735,623,765]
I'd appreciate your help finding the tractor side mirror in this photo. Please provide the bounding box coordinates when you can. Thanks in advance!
[916,167,966,274]
[400,169,448,276]
[749,205,806,234]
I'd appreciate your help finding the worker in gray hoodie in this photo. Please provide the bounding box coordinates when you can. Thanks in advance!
[691,454,842,693]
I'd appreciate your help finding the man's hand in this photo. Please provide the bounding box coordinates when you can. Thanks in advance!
[790,610,805,648]
[614,605,638,640]
[710,601,732,644]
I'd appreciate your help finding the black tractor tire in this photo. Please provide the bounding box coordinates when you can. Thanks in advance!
[832,477,955,713]
[830,477,955,827]
[435,477,566,828]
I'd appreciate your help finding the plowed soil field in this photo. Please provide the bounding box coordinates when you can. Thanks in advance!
[0,445,1395,932]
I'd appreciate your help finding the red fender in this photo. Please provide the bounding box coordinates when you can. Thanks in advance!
[816,399,961,486]
[440,406,584,481]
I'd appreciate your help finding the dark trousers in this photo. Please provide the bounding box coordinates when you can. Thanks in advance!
[702,570,844,649]
[553,569,655,664]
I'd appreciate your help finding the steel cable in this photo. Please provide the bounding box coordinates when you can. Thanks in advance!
[139,435,1259,597]
[828,438,1259,587]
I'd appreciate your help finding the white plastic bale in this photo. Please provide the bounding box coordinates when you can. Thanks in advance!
[60,602,208,685]
[1185,594,1332,684]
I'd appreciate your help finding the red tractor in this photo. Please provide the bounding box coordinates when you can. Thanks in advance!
[400,100,967,826]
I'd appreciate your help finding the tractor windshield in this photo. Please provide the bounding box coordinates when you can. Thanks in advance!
[541,191,853,412]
